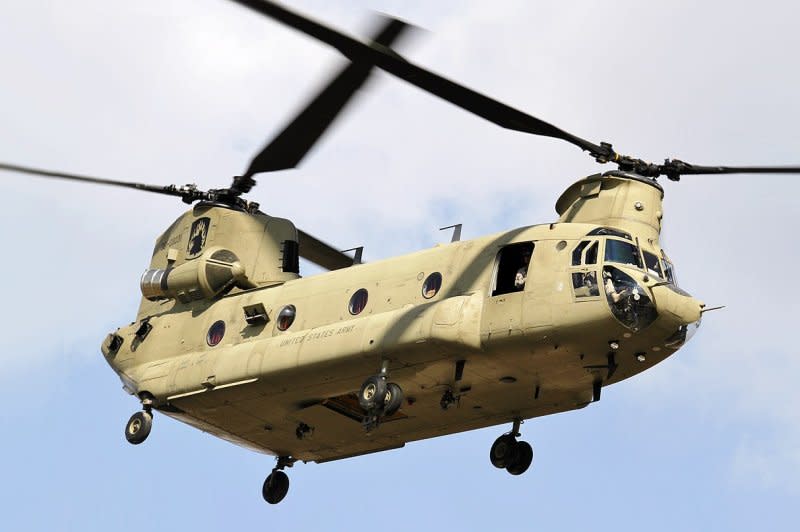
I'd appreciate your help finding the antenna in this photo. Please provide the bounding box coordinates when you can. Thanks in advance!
[440,224,463,243]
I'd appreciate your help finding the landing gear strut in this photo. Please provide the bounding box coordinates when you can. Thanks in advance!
[489,418,534,476]
[359,359,404,431]
[262,456,295,505]
[125,397,153,445]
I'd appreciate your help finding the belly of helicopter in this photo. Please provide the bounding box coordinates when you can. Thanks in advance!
[160,355,593,462]
[151,308,679,464]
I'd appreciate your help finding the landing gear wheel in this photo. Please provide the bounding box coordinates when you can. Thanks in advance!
[262,470,290,505]
[506,440,534,475]
[358,375,388,411]
[125,411,153,445]
[383,382,404,417]
[489,434,518,469]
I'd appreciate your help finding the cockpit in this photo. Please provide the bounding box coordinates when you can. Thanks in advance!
[571,228,687,333]
[602,235,676,285]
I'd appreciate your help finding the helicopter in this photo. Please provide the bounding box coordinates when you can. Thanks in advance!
[1,0,796,512]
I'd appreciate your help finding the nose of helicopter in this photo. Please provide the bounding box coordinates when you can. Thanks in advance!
[650,284,704,347]
[651,283,703,323]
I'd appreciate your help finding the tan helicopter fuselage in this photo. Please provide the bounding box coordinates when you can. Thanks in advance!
[101,173,703,463]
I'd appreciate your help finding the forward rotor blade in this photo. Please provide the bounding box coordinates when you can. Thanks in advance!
[227,0,610,158]
[297,229,357,270]
[240,16,412,186]
[0,162,203,202]
[656,159,800,180]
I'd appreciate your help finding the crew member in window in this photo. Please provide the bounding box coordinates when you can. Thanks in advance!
[574,271,598,297]
[515,250,531,290]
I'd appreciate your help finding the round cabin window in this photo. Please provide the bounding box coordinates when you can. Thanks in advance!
[206,320,225,347]
[277,305,296,331]
[422,272,443,299]
[349,288,369,315]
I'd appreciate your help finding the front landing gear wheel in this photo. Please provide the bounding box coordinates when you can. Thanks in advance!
[489,434,518,468]
[262,471,290,505]
[506,440,533,475]
[262,456,295,505]
[125,411,152,445]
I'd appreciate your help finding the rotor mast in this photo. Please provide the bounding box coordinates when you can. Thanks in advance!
[556,172,665,242]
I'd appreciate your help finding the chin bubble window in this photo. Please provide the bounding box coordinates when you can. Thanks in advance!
[602,266,657,331]
[422,272,442,299]
[349,288,369,315]
[277,305,296,331]
[664,319,701,349]
[206,320,226,346]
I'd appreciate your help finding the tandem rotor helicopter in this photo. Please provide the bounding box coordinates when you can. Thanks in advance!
[2,0,799,506]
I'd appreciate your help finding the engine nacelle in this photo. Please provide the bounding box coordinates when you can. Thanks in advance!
[140,247,248,303]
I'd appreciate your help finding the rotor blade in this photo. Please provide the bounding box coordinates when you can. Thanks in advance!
[657,159,800,180]
[298,229,357,270]
[0,162,204,202]
[227,0,610,158]
[240,16,412,186]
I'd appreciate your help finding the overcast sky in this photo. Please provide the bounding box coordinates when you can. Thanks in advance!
[0,1,798,530]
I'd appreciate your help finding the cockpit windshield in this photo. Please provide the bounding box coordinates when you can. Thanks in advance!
[604,239,642,269]
[601,237,679,286]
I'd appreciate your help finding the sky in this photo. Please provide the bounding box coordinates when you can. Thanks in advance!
[0,0,798,530]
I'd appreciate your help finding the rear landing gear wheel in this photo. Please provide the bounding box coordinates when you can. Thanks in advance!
[125,411,152,445]
[262,470,290,504]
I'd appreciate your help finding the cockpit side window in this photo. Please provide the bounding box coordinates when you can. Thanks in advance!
[585,241,598,265]
[572,241,589,266]
[570,240,600,299]
[604,239,643,268]
[572,240,599,266]
[572,271,599,297]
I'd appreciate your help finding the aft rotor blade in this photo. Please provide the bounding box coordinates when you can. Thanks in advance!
[0,162,203,201]
[241,16,412,185]
[298,229,358,270]
[227,0,609,157]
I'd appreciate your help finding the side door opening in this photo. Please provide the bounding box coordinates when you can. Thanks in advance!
[492,242,535,296]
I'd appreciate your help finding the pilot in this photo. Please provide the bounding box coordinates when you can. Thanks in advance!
[603,269,628,303]
[514,250,531,290]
